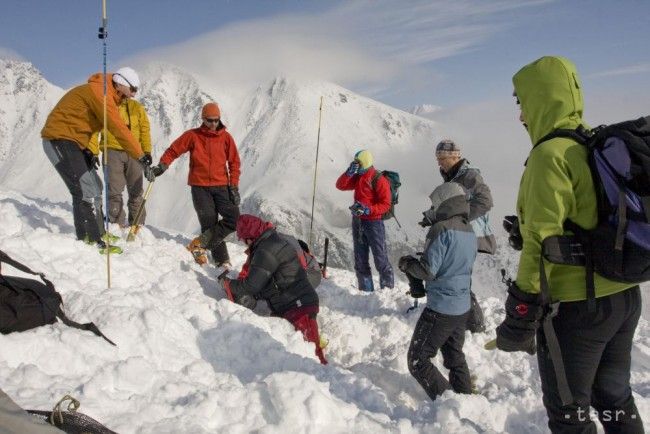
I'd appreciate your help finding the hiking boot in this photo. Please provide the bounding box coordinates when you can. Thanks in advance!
[101,232,121,244]
[97,241,123,255]
[187,236,203,251]
[188,247,208,265]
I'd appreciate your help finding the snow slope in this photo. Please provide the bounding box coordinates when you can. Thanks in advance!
[1,190,648,433]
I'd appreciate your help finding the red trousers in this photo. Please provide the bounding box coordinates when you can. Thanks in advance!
[283,305,328,365]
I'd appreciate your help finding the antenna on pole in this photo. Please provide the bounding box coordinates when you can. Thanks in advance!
[308,96,324,248]
[99,0,111,288]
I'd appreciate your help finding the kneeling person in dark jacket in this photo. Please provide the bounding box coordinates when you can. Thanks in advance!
[219,214,327,365]
[399,182,477,401]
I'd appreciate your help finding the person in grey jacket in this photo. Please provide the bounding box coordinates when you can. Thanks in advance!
[399,182,477,401]
[435,139,496,254]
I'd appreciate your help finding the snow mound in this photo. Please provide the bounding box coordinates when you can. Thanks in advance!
[1,190,648,433]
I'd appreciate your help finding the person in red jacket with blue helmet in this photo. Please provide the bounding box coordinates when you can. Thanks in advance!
[336,149,394,291]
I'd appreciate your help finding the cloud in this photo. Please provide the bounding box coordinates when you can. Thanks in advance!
[587,63,650,79]
[0,46,25,61]
[126,0,547,97]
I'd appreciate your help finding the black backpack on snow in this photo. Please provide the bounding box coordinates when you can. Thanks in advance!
[371,170,402,225]
[0,249,115,345]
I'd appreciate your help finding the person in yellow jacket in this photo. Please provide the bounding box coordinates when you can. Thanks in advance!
[41,67,152,254]
[88,67,152,228]
[495,56,643,433]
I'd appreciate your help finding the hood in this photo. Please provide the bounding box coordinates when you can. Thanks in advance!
[423,182,469,223]
[512,56,588,146]
[87,73,121,105]
[236,214,274,241]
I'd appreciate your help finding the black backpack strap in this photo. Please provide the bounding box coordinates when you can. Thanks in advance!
[55,309,115,346]
[370,170,382,189]
[0,249,116,346]
[0,249,56,290]
[538,247,574,406]
[535,125,593,147]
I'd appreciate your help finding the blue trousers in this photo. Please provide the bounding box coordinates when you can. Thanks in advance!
[352,217,394,291]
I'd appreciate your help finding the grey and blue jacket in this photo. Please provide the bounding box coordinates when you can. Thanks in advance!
[441,159,496,254]
[405,183,478,315]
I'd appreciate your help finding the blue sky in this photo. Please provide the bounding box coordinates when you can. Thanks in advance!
[1,0,649,111]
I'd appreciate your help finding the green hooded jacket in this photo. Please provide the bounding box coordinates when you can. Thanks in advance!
[512,56,634,301]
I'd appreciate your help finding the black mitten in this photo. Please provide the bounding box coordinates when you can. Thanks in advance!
[495,281,542,355]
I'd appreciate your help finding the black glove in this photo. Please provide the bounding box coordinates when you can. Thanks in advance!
[235,294,257,310]
[138,154,152,168]
[152,163,167,177]
[503,215,523,251]
[141,152,152,167]
[82,148,100,170]
[143,165,156,182]
[405,273,426,298]
[228,186,241,206]
[398,255,419,273]
[495,282,543,355]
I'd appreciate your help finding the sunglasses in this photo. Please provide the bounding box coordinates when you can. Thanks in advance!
[204,118,220,124]
[114,73,138,93]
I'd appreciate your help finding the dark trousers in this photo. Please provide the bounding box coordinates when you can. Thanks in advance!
[352,217,394,290]
[537,286,643,434]
[43,139,105,243]
[191,186,240,264]
[106,149,145,226]
[407,307,471,401]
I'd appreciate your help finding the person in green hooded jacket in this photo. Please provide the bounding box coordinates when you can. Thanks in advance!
[495,56,643,433]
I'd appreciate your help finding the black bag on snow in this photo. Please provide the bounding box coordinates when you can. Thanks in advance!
[466,291,486,333]
[0,249,115,345]
[539,117,650,302]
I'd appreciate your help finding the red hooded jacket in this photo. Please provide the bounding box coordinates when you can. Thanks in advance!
[335,166,391,220]
[160,124,240,187]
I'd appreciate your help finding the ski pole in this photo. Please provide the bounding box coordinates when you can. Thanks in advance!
[308,96,324,248]
[321,237,329,279]
[126,181,154,241]
[98,0,110,288]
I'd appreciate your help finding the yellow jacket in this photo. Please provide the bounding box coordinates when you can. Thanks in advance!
[88,99,151,155]
[41,73,144,159]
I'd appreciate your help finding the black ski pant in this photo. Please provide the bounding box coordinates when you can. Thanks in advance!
[191,186,239,264]
[407,307,471,401]
[43,139,105,243]
[537,286,643,434]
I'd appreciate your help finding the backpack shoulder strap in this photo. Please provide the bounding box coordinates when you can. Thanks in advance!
[371,170,383,189]
[0,249,54,290]
[535,125,594,147]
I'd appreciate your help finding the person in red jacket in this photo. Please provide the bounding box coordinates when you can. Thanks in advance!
[151,102,241,267]
[335,149,394,291]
